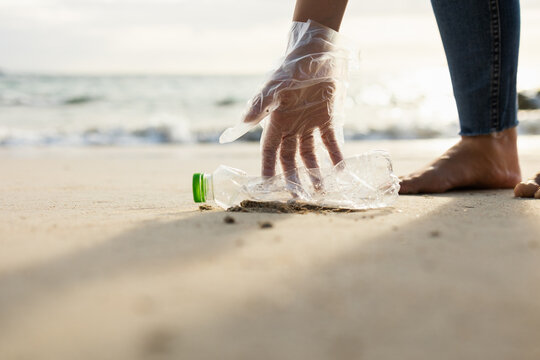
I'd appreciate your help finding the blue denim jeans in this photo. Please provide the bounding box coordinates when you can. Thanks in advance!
[431,0,521,135]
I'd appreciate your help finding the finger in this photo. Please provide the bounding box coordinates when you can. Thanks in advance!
[299,130,318,169]
[219,121,258,144]
[261,116,282,178]
[220,81,281,144]
[280,134,298,177]
[299,130,323,191]
[320,124,344,166]
[280,134,302,197]
[280,134,301,197]
[244,81,280,124]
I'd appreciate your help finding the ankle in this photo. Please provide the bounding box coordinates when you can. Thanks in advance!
[461,127,518,146]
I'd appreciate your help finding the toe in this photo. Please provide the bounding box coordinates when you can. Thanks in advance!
[535,188,540,199]
[514,181,540,198]
[399,177,418,194]
[399,170,452,194]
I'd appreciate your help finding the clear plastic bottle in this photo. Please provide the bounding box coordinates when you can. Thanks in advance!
[192,150,400,210]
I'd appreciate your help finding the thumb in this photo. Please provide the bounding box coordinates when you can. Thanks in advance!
[219,85,277,144]
[243,88,276,123]
[219,121,259,144]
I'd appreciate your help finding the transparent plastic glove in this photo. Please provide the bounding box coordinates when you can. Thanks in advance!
[219,19,353,189]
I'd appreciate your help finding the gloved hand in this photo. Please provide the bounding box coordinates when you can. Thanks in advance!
[219,19,352,189]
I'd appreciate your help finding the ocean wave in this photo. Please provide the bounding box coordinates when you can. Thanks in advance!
[1,115,538,147]
[518,110,540,134]
[0,125,248,146]
[0,93,100,107]
[1,73,539,147]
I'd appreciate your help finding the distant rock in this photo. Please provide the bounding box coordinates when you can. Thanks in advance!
[518,90,540,110]
[63,95,96,105]
[215,97,238,107]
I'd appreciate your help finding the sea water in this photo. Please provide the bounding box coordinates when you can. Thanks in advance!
[0,69,539,146]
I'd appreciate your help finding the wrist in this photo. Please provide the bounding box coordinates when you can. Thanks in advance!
[286,19,341,55]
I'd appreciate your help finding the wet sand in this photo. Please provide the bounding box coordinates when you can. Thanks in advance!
[227,200,366,214]
[0,137,539,360]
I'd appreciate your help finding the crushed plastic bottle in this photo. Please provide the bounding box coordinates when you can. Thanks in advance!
[192,150,400,210]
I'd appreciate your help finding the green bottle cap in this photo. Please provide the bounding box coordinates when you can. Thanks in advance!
[192,173,206,203]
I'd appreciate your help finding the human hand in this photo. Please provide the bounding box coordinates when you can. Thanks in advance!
[220,20,352,187]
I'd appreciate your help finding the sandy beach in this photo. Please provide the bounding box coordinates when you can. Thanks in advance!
[0,137,539,360]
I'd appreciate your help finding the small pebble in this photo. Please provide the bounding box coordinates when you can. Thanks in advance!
[258,221,273,229]
[199,205,213,211]
[142,327,174,355]
[224,215,236,224]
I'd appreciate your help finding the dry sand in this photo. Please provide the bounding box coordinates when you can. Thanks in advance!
[0,137,539,360]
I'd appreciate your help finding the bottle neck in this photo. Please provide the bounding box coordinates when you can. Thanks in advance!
[203,173,214,201]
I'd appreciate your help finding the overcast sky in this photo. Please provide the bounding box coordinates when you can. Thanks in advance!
[1,0,540,74]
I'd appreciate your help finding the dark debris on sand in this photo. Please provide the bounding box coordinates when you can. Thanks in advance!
[199,204,214,211]
[223,215,236,224]
[227,200,362,214]
[258,221,273,229]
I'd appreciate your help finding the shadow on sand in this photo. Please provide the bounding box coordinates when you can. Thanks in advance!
[1,193,539,359]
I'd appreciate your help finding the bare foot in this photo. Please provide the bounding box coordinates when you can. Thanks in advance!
[400,128,521,194]
[514,172,540,199]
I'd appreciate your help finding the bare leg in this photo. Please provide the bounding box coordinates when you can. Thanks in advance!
[399,127,521,194]
[404,0,523,195]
